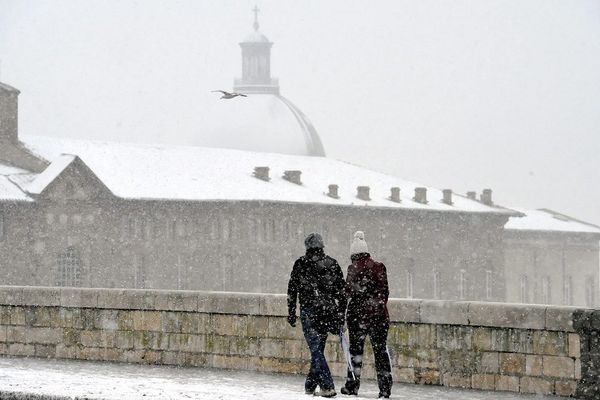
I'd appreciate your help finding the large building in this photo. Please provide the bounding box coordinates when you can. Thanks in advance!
[504,208,600,307]
[0,13,598,306]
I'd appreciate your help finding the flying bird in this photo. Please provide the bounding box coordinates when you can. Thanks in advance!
[212,90,248,99]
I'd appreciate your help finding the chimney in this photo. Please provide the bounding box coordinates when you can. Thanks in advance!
[480,189,493,206]
[327,184,339,199]
[253,166,270,181]
[356,186,371,201]
[389,187,401,203]
[0,82,20,144]
[466,191,477,200]
[442,189,453,205]
[283,170,302,185]
[413,187,428,204]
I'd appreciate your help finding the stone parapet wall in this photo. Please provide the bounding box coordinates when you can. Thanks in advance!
[0,286,595,398]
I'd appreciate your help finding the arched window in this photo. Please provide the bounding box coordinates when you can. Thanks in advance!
[56,247,82,287]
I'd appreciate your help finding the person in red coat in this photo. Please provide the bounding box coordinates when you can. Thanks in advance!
[341,231,392,398]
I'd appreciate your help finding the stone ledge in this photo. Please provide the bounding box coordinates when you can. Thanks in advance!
[0,286,588,331]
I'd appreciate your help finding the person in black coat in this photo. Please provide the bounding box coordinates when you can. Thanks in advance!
[287,232,346,398]
[341,231,392,399]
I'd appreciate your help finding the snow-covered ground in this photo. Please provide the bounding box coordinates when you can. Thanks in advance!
[0,356,564,400]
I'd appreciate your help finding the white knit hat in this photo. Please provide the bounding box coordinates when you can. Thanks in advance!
[350,231,369,255]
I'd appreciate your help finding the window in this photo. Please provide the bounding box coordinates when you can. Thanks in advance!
[585,278,595,307]
[134,254,146,289]
[541,276,552,304]
[0,213,4,240]
[56,247,82,287]
[485,270,493,300]
[563,276,573,306]
[459,269,467,300]
[406,271,414,299]
[520,275,529,303]
[433,269,441,299]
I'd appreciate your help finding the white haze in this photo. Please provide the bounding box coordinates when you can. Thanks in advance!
[0,0,599,224]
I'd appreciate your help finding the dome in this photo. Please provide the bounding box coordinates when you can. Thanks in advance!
[242,30,270,43]
[196,93,326,157]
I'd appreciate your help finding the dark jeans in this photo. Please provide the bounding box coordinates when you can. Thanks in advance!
[301,308,335,391]
[344,318,392,395]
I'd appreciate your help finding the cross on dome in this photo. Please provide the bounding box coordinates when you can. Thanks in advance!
[253,5,260,31]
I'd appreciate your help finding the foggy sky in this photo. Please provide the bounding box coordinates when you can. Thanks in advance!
[1,0,599,225]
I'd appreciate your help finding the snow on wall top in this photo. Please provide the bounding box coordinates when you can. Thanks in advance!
[22,135,513,215]
[505,208,600,234]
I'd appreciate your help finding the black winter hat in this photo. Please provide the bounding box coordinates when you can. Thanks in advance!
[304,232,324,249]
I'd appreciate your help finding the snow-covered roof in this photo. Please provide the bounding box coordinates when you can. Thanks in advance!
[0,176,33,202]
[505,208,600,234]
[195,93,325,157]
[0,81,20,93]
[22,135,514,215]
[0,164,28,175]
[26,155,77,195]
[242,30,270,43]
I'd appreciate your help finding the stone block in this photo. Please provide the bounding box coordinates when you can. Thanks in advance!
[197,292,262,315]
[205,334,230,354]
[437,326,472,350]
[490,329,509,352]
[471,374,495,390]
[472,327,492,351]
[499,353,525,375]
[9,307,26,325]
[420,300,469,325]
[55,344,80,359]
[6,326,26,342]
[575,358,581,380]
[416,369,440,385]
[395,348,418,368]
[393,367,416,383]
[60,287,98,308]
[495,375,520,392]
[545,306,577,332]
[0,326,5,342]
[230,337,260,357]
[115,330,134,349]
[62,328,81,347]
[388,299,421,323]
[282,339,303,359]
[59,308,84,329]
[260,338,286,358]
[479,352,499,373]
[94,310,119,331]
[525,354,543,376]
[212,314,238,336]
[416,349,439,369]
[568,333,581,358]
[134,331,168,350]
[469,302,545,330]
[8,343,35,356]
[132,310,162,332]
[533,331,567,356]
[22,287,60,307]
[268,316,299,339]
[167,333,204,352]
[25,307,60,327]
[247,316,269,338]
[0,286,24,305]
[25,327,62,344]
[507,329,534,353]
[543,355,574,378]
[519,376,553,395]
[442,373,471,388]
[555,380,577,397]
[416,324,436,348]
[34,344,56,358]
[258,294,287,317]
[155,290,198,312]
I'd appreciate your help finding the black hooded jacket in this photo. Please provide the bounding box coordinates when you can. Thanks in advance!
[287,248,346,333]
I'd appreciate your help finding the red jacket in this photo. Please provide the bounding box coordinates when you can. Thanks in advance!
[345,254,390,327]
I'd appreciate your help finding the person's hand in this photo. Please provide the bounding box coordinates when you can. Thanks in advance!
[287,314,297,327]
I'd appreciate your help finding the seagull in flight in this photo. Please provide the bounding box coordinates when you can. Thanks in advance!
[212,90,248,99]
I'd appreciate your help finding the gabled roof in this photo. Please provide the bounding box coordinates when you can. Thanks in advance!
[26,155,77,195]
[505,208,600,234]
[22,135,515,215]
[0,82,20,94]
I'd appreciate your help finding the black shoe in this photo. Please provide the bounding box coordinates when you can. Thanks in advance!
[378,393,390,398]
[340,387,358,396]
[305,388,316,395]
[314,388,336,397]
